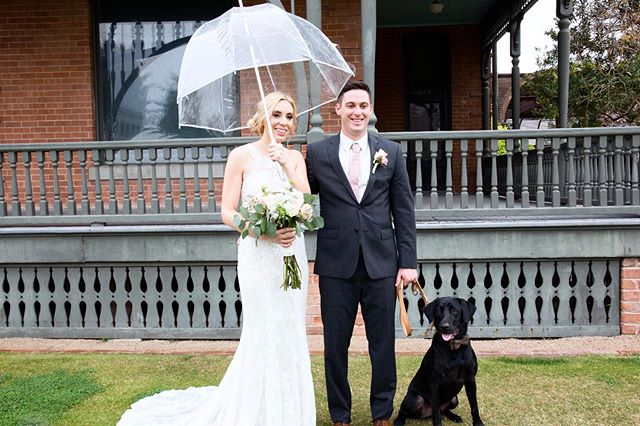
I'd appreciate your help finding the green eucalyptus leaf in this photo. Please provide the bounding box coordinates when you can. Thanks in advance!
[266,221,277,237]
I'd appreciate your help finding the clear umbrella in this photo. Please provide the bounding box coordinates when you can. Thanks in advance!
[177,2,354,137]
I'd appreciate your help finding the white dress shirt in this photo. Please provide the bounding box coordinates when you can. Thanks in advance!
[339,132,370,200]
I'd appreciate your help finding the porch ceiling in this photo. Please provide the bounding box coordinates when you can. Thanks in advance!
[377,0,498,27]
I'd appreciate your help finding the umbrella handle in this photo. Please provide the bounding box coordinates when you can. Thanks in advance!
[250,46,277,146]
[249,45,284,182]
[237,1,277,148]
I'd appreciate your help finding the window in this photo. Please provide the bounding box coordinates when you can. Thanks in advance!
[94,0,235,141]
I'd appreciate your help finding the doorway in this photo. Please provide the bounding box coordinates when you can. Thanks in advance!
[404,32,450,192]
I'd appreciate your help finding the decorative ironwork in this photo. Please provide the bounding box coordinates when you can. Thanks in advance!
[482,0,537,49]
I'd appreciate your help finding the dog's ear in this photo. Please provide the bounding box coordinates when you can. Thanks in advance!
[423,299,438,323]
[461,299,477,323]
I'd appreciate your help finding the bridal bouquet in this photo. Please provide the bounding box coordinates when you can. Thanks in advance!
[233,185,324,291]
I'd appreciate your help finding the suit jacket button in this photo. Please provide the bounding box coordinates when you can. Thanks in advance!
[355,229,359,233]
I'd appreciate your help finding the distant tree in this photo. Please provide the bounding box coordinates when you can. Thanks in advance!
[522,0,640,127]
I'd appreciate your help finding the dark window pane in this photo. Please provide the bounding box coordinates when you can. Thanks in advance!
[94,1,235,141]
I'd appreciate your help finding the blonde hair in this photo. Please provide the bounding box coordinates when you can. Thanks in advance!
[246,92,298,136]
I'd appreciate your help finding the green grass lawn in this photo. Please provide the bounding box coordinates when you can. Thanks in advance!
[0,352,638,425]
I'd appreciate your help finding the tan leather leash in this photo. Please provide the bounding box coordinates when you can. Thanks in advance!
[397,284,412,336]
[397,280,430,337]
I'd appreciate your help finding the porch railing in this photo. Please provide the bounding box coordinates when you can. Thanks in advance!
[387,127,640,217]
[2,127,638,339]
[0,127,638,225]
[0,254,620,339]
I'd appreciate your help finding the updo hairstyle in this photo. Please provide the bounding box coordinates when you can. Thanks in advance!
[246,91,297,136]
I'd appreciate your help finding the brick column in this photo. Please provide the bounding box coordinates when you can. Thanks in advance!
[621,258,640,335]
[306,263,323,335]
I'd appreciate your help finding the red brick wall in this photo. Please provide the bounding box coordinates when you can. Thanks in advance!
[318,0,362,135]
[374,27,404,132]
[0,0,95,144]
[375,25,482,132]
[376,25,482,191]
[621,258,640,335]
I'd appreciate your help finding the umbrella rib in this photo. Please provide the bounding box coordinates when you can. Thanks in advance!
[178,2,354,133]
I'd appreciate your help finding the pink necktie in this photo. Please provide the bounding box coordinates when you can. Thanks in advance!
[348,142,361,201]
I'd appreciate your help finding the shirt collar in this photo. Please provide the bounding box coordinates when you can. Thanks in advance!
[339,132,368,152]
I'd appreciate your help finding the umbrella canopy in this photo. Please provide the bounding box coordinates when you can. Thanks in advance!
[177,3,354,133]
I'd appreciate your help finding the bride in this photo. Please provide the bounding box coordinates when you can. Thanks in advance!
[118,92,316,425]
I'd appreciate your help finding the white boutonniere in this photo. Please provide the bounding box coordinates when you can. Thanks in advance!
[372,149,388,174]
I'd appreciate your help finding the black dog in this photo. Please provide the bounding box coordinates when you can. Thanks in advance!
[394,297,483,426]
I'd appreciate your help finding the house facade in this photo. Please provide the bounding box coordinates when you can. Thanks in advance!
[1,0,639,339]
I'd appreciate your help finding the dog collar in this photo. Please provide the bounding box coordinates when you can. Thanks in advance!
[449,334,470,350]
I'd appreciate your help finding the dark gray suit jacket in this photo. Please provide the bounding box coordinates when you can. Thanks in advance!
[306,132,417,280]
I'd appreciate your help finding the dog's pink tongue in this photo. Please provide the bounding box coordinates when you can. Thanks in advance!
[441,333,454,342]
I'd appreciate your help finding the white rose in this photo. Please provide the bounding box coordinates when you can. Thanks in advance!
[299,203,313,221]
[264,192,281,211]
[285,200,300,217]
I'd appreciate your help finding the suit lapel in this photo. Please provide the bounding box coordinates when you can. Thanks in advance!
[325,135,358,202]
[360,134,381,203]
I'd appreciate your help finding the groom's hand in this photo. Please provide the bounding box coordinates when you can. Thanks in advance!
[395,268,418,289]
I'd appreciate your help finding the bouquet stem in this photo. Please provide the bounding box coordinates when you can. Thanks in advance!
[282,254,302,290]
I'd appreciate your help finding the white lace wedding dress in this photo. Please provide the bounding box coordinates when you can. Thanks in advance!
[118,144,316,425]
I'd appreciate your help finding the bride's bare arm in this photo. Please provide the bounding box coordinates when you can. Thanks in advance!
[221,147,246,232]
[268,143,310,193]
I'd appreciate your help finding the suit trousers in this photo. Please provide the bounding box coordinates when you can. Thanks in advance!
[319,251,397,423]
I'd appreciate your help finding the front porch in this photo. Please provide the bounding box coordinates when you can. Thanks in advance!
[1,126,639,339]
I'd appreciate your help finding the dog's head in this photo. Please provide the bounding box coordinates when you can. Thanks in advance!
[423,297,476,343]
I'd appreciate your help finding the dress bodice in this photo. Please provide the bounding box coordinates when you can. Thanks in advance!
[241,144,289,207]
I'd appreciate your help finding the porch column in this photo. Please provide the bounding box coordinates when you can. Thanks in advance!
[306,0,324,143]
[492,41,499,130]
[481,47,491,130]
[509,17,522,129]
[361,0,378,133]
[557,0,573,128]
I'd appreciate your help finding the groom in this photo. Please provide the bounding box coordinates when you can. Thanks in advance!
[306,80,417,426]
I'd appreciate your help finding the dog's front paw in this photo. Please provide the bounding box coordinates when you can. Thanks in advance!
[472,421,484,426]
[443,410,462,423]
[393,416,406,426]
